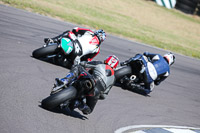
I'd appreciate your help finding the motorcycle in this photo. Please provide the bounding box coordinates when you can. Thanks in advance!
[32,34,88,68]
[41,68,96,111]
[114,54,150,94]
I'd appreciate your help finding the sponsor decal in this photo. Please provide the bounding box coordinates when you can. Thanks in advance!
[89,36,99,45]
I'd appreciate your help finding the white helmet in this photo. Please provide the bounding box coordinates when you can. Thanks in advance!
[164,52,175,66]
[94,29,106,43]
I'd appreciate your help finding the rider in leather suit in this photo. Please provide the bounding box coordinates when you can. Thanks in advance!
[44,27,106,65]
[56,55,119,115]
[120,52,175,95]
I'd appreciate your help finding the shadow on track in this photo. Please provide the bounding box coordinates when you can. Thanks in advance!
[38,104,88,120]
[114,83,151,97]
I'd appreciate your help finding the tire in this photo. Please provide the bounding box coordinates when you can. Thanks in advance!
[114,66,132,81]
[32,44,58,58]
[175,3,195,14]
[41,86,77,110]
[197,10,200,16]
[177,0,198,8]
[190,0,199,3]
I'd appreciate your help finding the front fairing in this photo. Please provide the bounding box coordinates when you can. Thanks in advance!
[60,38,73,55]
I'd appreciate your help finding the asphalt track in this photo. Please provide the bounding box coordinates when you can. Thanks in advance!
[0,4,200,133]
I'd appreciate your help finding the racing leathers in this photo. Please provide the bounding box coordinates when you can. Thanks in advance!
[44,27,102,65]
[58,61,115,115]
[120,52,170,95]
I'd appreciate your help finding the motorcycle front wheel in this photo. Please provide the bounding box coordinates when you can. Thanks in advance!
[32,44,58,58]
[41,86,77,110]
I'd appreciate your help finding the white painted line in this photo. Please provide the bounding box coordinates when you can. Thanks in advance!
[164,128,197,133]
[115,125,200,133]
[133,131,146,133]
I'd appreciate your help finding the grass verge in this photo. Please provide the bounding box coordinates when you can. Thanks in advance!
[1,0,200,58]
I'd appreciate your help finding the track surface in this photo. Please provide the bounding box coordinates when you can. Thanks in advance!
[0,4,200,133]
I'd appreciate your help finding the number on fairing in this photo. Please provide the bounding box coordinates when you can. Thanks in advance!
[74,42,81,54]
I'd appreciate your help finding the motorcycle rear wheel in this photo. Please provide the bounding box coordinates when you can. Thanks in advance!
[41,86,77,110]
[32,44,58,58]
[115,66,132,81]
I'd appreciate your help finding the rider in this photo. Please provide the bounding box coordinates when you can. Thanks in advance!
[44,27,106,65]
[55,55,119,115]
[120,52,175,95]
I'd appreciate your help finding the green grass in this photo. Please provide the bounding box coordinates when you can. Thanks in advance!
[1,0,200,58]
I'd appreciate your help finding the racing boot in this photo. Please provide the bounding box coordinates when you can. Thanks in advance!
[67,100,81,111]
[129,83,151,95]
[99,93,106,100]
[54,78,65,86]
[78,101,91,115]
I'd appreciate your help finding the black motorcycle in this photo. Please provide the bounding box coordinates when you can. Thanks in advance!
[41,68,96,111]
[32,35,88,68]
[114,55,150,94]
